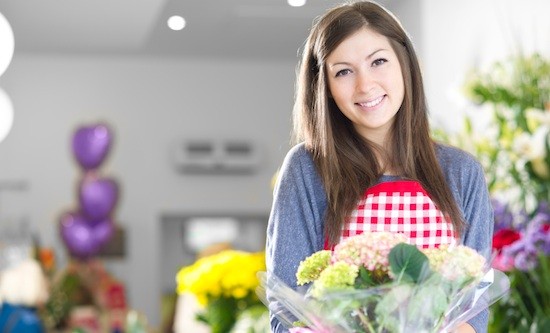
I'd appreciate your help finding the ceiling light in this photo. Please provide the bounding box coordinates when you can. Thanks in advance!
[288,0,307,7]
[167,15,186,31]
[0,88,14,144]
[0,12,14,77]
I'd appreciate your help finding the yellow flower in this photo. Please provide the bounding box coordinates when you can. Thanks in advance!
[175,250,266,306]
[531,157,550,179]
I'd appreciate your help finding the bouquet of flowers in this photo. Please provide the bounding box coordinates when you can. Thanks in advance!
[489,200,550,332]
[259,232,509,333]
[176,249,268,333]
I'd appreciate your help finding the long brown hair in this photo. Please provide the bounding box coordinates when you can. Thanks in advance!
[292,1,465,246]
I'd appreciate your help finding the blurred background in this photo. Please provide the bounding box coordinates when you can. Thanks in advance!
[0,0,548,331]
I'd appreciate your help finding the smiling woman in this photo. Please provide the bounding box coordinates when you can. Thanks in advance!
[266,1,494,333]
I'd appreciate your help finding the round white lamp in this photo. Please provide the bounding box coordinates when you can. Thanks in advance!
[0,88,14,143]
[168,15,186,31]
[0,11,14,77]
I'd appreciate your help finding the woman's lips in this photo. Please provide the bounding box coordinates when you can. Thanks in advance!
[357,95,385,108]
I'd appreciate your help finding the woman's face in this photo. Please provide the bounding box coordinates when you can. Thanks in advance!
[326,27,405,145]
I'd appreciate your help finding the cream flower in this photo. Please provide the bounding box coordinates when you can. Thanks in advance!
[512,128,547,161]
[0,258,49,306]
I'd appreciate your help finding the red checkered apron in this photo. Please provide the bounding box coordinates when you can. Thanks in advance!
[327,180,457,250]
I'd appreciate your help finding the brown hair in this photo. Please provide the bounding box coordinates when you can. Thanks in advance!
[292,1,465,246]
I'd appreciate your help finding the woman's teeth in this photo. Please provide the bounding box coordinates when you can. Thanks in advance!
[360,96,384,108]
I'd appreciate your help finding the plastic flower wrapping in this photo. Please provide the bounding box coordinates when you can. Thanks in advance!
[258,232,510,333]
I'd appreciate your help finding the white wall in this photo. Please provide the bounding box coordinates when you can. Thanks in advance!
[421,0,550,133]
[0,55,296,325]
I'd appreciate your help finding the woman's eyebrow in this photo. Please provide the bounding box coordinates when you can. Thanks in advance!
[366,48,387,59]
[328,48,388,68]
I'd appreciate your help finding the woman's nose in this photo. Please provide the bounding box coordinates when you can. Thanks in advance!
[356,71,374,92]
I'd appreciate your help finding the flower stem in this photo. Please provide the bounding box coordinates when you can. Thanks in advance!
[356,309,376,333]
[535,254,550,312]
[518,270,544,315]
[505,271,533,323]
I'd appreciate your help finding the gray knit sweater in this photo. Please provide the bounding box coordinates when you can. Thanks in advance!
[266,142,494,333]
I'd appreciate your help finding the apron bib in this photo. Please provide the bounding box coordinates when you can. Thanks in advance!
[327,180,457,250]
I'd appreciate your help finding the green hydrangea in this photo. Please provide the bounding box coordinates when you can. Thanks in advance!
[296,250,332,285]
[310,262,358,298]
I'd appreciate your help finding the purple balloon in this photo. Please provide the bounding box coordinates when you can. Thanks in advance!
[72,123,112,170]
[92,218,115,245]
[79,174,119,222]
[60,212,114,260]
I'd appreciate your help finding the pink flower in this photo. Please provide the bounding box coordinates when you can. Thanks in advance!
[332,232,407,273]
[492,253,515,272]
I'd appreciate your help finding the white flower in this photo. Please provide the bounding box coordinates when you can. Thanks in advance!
[525,108,550,129]
[512,128,548,160]
[0,259,49,306]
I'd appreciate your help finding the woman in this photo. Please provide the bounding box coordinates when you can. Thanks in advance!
[266,1,493,332]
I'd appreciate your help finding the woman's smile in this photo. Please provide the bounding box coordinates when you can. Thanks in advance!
[357,95,386,109]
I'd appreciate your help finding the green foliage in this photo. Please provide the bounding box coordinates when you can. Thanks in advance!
[437,52,550,332]
[196,296,239,333]
[354,266,376,289]
[465,53,550,110]
[39,271,94,329]
[196,293,270,333]
[489,255,550,333]
[389,243,431,283]
[438,53,550,213]
[229,304,270,333]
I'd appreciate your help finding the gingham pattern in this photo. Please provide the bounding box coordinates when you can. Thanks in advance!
[340,180,457,249]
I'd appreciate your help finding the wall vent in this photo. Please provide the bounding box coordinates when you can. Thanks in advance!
[173,139,260,174]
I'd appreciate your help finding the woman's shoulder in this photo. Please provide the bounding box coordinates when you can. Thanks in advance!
[282,142,314,168]
[279,142,323,186]
[435,143,482,170]
[434,142,488,194]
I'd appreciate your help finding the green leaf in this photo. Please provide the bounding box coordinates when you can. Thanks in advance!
[537,316,550,332]
[354,266,375,288]
[199,296,239,333]
[388,243,431,283]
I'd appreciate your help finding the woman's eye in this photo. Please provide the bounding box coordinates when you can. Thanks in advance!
[335,69,352,77]
[372,58,388,67]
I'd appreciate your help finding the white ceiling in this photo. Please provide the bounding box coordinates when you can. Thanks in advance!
[0,0,394,60]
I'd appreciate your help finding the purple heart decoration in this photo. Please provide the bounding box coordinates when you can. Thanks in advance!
[72,123,112,170]
[79,173,119,222]
[60,212,114,260]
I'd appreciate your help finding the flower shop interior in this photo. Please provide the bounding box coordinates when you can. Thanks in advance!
[0,0,549,332]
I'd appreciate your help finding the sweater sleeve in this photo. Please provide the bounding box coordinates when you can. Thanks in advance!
[266,144,327,333]
[438,145,494,333]
[461,158,494,333]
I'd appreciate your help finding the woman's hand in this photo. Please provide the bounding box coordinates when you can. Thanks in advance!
[452,323,476,333]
